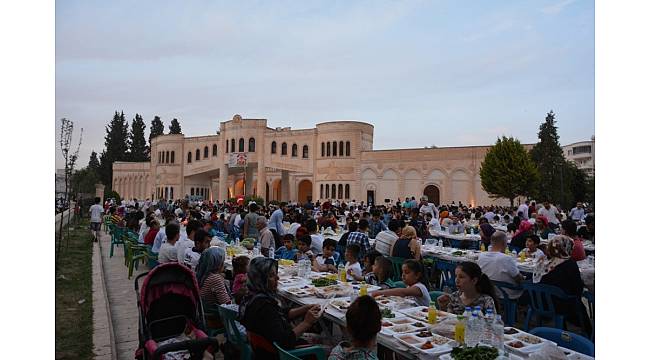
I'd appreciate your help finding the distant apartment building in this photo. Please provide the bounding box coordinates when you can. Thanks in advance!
[563,137,595,177]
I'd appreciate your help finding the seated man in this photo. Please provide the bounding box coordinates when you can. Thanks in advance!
[477,231,523,299]
[374,219,401,257]
[183,229,212,271]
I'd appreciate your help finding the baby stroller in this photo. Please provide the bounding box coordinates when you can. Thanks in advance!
[134,263,219,359]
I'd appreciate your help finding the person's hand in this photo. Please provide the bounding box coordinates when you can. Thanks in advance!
[304,306,321,325]
[437,294,450,309]
[370,290,382,298]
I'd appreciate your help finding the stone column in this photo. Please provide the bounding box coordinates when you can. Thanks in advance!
[257,162,266,202]
[245,166,254,196]
[281,170,290,202]
[95,183,105,202]
[219,163,228,201]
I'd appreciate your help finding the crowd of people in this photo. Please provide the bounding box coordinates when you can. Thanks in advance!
[98,194,594,359]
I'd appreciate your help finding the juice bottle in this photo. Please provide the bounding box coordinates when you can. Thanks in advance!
[505,247,511,255]
[519,250,526,263]
[338,264,347,282]
[359,282,368,297]
[455,315,466,344]
[427,301,437,324]
[480,243,486,252]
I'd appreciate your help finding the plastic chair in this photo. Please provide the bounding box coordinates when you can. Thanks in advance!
[435,260,457,292]
[387,280,406,288]
[529,327,595,357]
[583,290,595,340]
[522,283,576,331]
[429,291,444,308]
[203,304,225,337]
[492,280,523,326]
[274,342,326,360]
[109,225,126,257]
[332,251,341,265]
[387,256,405,282]
[217,306,252,360]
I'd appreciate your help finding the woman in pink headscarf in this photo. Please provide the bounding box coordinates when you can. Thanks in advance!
[534,215,555,240]
[510,221,533,250]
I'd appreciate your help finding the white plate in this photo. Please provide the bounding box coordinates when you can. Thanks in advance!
[384,324,420,336]
[397,306,430,322]
[440,352,523,360]
[413,333,455,356]
[504,339,546,356]
[559,346,595,360]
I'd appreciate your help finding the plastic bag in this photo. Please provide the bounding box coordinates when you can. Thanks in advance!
[527,342,569,360]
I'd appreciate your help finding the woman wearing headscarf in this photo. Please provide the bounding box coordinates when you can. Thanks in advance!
[196,247,231,305]
[534,215,555,240]
[239,257,321,359]
[479,223,496,248]
[510,220,533,250]
[540,235,590,333]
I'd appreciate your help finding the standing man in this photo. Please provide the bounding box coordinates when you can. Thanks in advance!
[538,201,561,230]
[257,217,275,257]
[517,200,530,220]
[569,202,585,222]
[89,197,104,242]
[269,202,287,236]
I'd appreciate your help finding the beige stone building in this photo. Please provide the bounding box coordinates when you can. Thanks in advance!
[112,115,511,206]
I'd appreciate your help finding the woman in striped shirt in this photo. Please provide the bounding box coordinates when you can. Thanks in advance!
[196,247,231,305]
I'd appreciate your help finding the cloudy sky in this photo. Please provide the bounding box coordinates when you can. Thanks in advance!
[56,0,594,168]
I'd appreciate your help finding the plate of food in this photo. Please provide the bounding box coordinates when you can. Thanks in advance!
[503,327,520,335]
[397,306,430,322]
[439,346,523,360]
[394,334,425,346]
[384,324,420,336]
[416,333,454,356]
[504,339,545,356]
[315,284,351,298]
[559,347,595,360]
[513,333,550,346]
[329,299,352,312]
[311,277,338,287]
[381,307,397,319]
[282,286,316,297]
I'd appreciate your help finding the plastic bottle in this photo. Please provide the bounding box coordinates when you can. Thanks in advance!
[466,312,479,347]
[519,250,526,263]
[483,308,494,346]
[268,244,275,259]
[462,306,473,319]
[359,282,368,297]
[454,315,466,344]
[480,242,486,252]
[427,300,438,324]
[350,286,359,303]
[493,314,505,352]
[338,263,346,282]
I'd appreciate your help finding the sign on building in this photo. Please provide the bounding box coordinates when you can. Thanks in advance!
[228,153,248,168]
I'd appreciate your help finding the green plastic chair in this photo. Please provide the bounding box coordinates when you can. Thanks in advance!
[387,256,405,282]
[274,342,326,360]
[429,291,444,308]
[387,280,406,288]
[203,304,225,337]
[217,306,252,360]
[108,224,126,257]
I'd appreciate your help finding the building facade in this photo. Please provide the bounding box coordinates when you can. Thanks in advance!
[562,137,595,177]
[112,115,514,206]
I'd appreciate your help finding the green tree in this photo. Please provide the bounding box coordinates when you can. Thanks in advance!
[149,115,164,146]
[127,113,150,161]
[530,111,566,203]
[169,118,182,134]
[71,167,100,195]
[98,111,129,192]
[88,151,100,173]
[480,136,539,207]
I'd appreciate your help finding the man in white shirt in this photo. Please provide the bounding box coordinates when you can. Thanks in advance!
[89,197,104,242]
[538,201,561,230]
[158,223,180,263]
[517,201,530,220]
[306,219,324,254]
[374,220,402,256]
[183,229,211,271]
[569,202,585,222]
[257,217,275,257]
[477,231,523,299]
[419,196,439,220]
[176,220,202,264]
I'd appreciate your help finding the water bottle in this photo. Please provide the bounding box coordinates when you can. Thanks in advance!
[350,286,359,303]
[483,308,494,346]
[268,244,275,259]
[462,306,472,319]
[297,259,305,277]
[493,314,505,352]
[472,307,484,345]
[466,312,479,347]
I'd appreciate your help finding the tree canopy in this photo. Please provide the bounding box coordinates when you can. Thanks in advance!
[149,115,164,145]
[98,111,129,192]
[127,113,150,161]
[530,111,565,203]
[480,136,539,207]
[169,118,182,134]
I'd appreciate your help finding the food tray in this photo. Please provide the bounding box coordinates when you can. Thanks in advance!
[384,324,420,336]
[329,299,352,312]
[504,339,545,356]
[398,306,451,323]
[559,346,595,360]
[282,285,316,298]
[394,333,453,356]
[315,284,351,298]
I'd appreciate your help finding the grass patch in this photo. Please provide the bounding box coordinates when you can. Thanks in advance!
[55,217,94,360]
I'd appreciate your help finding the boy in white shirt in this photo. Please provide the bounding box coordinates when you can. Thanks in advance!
[158,223,180,263]
[183,229,212,271]
[344,244,363,281]
[312,238,338,273]
[524,234,546,260]
[89,197,104,242]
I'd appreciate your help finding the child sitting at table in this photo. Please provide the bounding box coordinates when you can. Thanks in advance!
[364,256,393,289]
[345,244,363,281]
[275,234,298,260]
[231,255,250,304]
[362,250,382,275]
[294,235,314,261]
[370,259,431,306]
[312,238,338,273]
[524,234,545,260]
[329,295,381,360]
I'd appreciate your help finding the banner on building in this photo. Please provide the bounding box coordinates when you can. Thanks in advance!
[228,153,248,168]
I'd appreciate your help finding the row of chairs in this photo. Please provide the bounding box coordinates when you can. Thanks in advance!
[105,218,159,279]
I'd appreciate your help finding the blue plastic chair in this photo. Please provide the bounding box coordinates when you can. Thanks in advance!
[332,251,341,265]
[435,260,457,292]
[387,280,406,288]
[217,306,252,360]
[492,280,523,326]
[522,283,576,331]
[529,327,595,357]
[387,256,405,282]
[109,224,126,257]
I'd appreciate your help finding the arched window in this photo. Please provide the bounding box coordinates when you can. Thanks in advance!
[158,152,161,164]
[212,144,217,156]
[248,138,255,152]
[165,151,169,163]
[338,184,343,199]
[195,149,200,161]
[281,142,287,155]
[165,187,169,199]
[333,141,337,156]
[327,142,331,156]
[345,184,350,199]
[271,141,277,154]
[321,142,325,157]
[204,146,209,158]
[187,152,192,163]
[225,141,228,153]
[325,184,329,198]
[339,141,344,157]
[346,141,351,156]
[170,187,174,199]
[238,138,244,152]
[171,151,175,163]
[320,184,324,198]
[291,144,298,157]
[191,188,194,196]
[231,139,235,153]
[331,184,336,198]
[302,145,308,158]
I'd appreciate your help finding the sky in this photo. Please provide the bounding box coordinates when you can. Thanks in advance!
[55,0,594,168]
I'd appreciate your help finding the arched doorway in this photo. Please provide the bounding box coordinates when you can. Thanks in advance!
[423,185,440,205]
[272,180,282,201]
[234,179,245,196]
[298,180,312,204]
